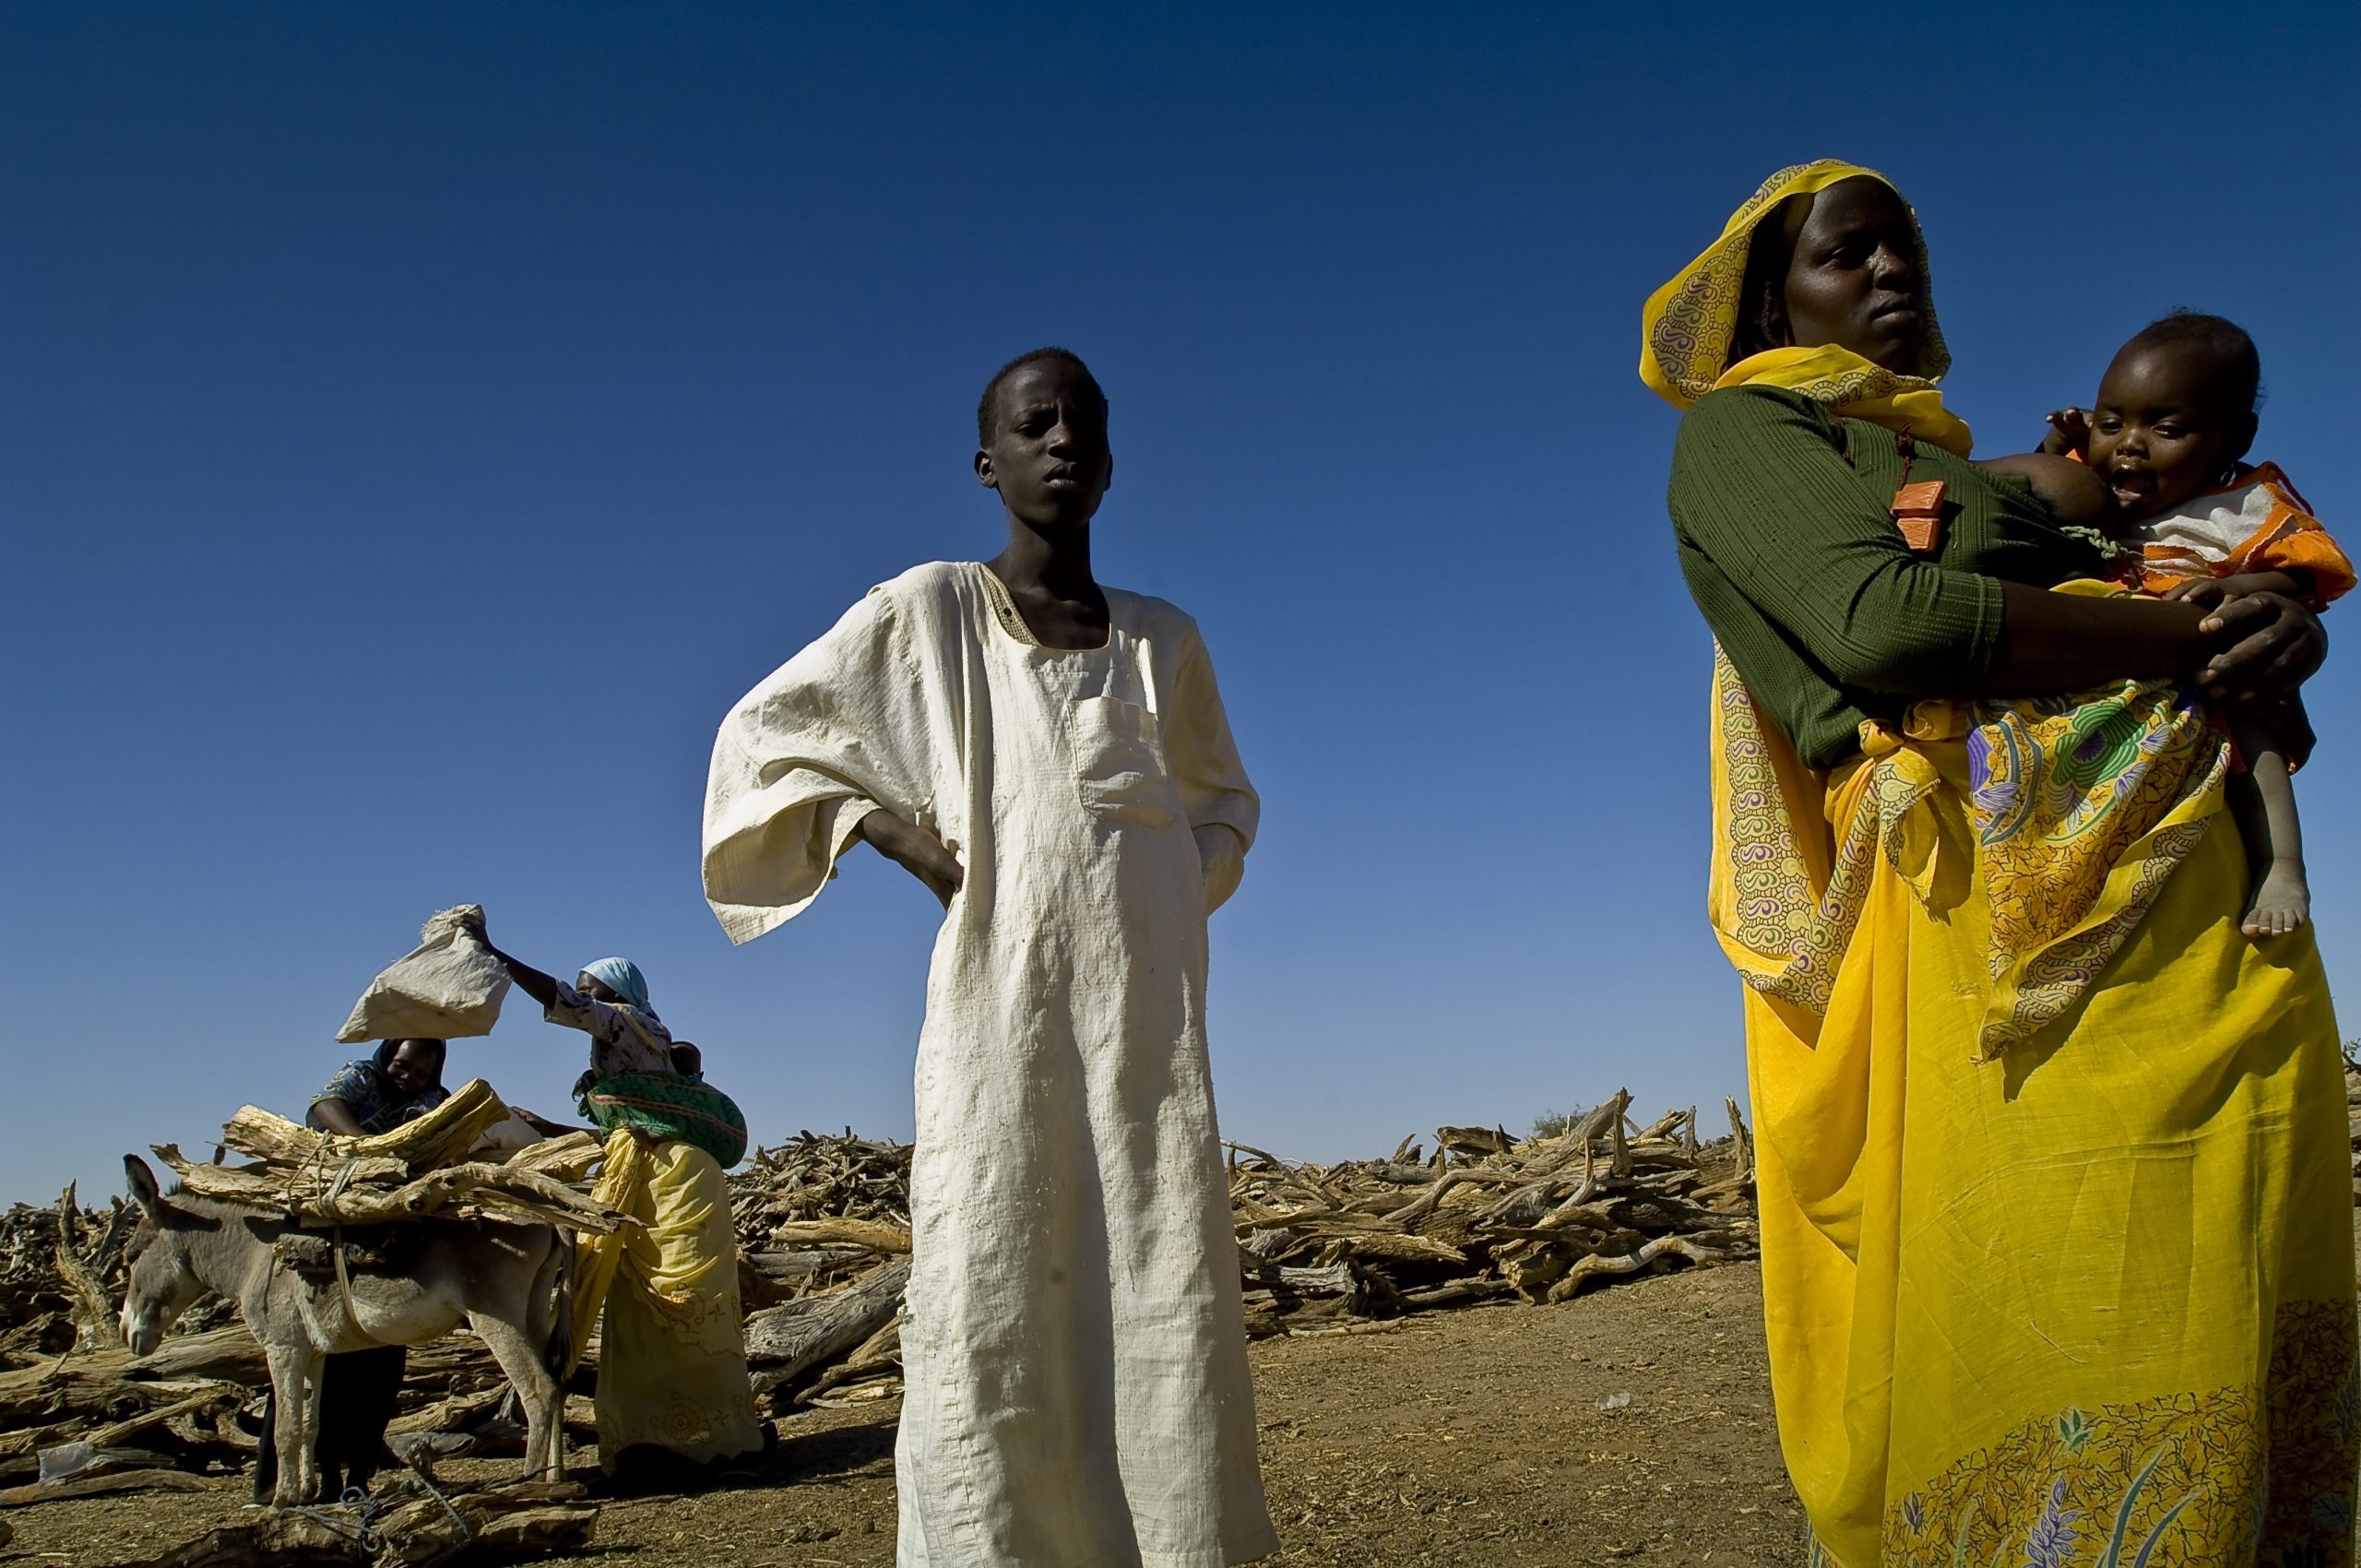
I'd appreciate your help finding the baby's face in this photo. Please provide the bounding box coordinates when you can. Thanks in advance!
[2086,345,2248,519]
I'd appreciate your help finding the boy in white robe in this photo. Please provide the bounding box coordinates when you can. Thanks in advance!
[701,348,1275,1568]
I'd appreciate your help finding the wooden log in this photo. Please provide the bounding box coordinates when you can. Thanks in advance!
[1542,1234,1729,1304]
[766,1218,911,1253]
[52,1186,123,1351]
[1435,1125,1513,1158]
[499,1131,605,1182]
[117,1513,362,1568]
[0,1467,221,1507]
[222,1078,510,1173]
[1240,1260,1356,1297]
[744,1250,841,1278]
[1331,1233,1467,1266]
[744,1260,909,1386]
[375,1494,599,1565]
[796,1319,905,1404]
[385,1383,508,1437]
[0,1384,244,1460]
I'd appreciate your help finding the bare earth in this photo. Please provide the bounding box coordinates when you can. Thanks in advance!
[8,1263,1805,1568]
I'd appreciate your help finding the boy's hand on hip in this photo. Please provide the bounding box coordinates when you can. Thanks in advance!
[858,809,965,909]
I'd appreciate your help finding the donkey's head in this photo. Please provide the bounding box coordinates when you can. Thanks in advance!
[119,1155,217,1355]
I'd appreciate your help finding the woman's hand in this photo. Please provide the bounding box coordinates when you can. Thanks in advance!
[308,1099,368,1137]
[456,909,560,1007]
[857,809,965,909]
[2197,592,2327,702]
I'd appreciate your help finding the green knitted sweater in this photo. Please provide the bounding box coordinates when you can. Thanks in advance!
[1668,386,2107,767]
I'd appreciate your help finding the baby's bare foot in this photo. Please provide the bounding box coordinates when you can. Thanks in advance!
[2241,860,2310,938]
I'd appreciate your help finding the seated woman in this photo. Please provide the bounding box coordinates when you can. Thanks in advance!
[465,914,764,1493]
[254,1038,452,1501]
[1642,161,2351,1566]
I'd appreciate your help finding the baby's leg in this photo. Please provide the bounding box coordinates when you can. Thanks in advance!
[2227,714,2308,937]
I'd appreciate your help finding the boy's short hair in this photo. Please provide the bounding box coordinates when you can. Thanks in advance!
[2129,309,2263,412]
[977,348,1109,445]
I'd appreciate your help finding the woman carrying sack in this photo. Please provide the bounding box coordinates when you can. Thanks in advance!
[468,913,764,1492]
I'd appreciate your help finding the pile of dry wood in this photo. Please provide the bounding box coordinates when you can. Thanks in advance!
[728,1132,915,1417]
[711,1093,1757,1413]
[1227,1094,1754,1333]
[0,1089,1754,1540]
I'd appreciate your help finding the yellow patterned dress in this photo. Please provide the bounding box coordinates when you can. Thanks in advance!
[573,1131,765,1472]
[1712,654,2355,1567]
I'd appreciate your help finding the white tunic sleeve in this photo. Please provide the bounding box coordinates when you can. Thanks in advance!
[1167,618,1258,912]
[702,585,937,944]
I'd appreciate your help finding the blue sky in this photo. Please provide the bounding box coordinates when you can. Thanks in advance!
[6,3,2356,1205]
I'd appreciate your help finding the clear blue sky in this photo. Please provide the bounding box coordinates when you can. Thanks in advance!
[6,4,2356,1206]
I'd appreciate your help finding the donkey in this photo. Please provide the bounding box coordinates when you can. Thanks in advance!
[120,1154,569,1505]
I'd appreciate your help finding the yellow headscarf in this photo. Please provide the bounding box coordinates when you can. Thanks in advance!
[1639,159,1972,457]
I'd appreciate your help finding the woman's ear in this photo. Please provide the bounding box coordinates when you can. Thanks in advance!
[1754,280,1790,353]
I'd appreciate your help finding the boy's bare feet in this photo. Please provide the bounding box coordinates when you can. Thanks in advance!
[2241,860,2310,938]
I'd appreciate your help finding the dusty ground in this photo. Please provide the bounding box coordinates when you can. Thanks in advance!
[4,1262,1802,1568]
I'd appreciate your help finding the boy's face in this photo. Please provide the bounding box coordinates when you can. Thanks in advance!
[976,362,1111,528]
[2087,344,2255,518]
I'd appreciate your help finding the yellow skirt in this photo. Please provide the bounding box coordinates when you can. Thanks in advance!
[1712,662,2356,1566]
[575,1132,764,1469]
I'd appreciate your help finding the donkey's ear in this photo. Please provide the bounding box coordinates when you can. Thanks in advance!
[124,1155,163,1218]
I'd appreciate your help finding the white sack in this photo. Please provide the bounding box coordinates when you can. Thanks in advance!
[337,904,512,1043]
[469,1113,543,1155]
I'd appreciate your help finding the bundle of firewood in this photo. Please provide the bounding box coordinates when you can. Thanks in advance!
[150,1081,623,1237]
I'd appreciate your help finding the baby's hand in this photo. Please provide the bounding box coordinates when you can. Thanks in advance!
[2169,572,2307,612]
[2163,579,2230,610]
[2039,409,2091,457]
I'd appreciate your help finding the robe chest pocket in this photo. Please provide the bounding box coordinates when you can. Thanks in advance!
[1071,695,1182,829]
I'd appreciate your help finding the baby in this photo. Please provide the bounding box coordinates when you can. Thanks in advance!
[1986,311,2353,936]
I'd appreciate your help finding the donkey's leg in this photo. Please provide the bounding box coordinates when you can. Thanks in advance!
[251,1383,279,1504]
[263,1340,325,1506]
[473,1310,564,1483]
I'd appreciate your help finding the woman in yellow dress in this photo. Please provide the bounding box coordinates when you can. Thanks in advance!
[468,913,765,1491]
[1643,161,2354,1565]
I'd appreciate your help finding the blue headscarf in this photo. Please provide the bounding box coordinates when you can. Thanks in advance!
[580,956,653,1015]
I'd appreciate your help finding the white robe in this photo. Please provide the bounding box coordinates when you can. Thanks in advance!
[702,561,1275,1568]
